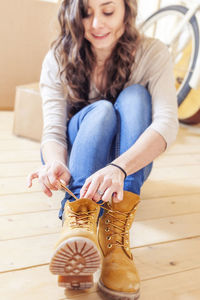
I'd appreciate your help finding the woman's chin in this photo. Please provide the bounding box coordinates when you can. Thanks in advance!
[91,41,117,52]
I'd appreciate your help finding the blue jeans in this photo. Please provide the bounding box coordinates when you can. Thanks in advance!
[41,84,153,220]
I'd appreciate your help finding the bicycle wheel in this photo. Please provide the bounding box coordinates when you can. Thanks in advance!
[140,5,200,106]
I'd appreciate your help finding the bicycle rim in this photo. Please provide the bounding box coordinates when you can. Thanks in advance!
[140,5,199,106]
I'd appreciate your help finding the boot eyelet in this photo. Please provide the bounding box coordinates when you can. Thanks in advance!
[105,227,110,232]
[106,236,111,241]
[105,219,110,224]
[107,244,112,249]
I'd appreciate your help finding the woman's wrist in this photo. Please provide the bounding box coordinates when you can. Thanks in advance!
[106,163,127,179]
[41,141,67,165]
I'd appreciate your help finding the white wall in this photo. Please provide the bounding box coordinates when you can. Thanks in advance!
[137,0,161,24]
[137,0,183,23]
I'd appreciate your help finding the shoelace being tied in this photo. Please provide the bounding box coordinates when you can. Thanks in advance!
[60,182,139,247]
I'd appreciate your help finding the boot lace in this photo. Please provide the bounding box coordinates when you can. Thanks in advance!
[68,208,97,231]
[100,203,138,249]
[59,182,137,247]
[60,183,97,231]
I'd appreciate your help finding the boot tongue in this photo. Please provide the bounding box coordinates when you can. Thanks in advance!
[68,198,98,213]
[67,199,98,228]
[111,191,140,213]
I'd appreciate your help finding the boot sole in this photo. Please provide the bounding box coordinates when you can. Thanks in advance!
[49,237,101,290]
[98,279,140,300]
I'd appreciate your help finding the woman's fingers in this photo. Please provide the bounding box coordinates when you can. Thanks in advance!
[27,170,55,196]
[27,161,71,198]
[40,181,53,197]
[80,179,91,198]
[27,172,39,188]
[102,188,123,203]
[81,165,125,203]
[60,172,71,187]
[42,174,58,191]
[83,178,100,200]
[48,162,71,189]
[112,190,123,203]
[92,181,108,202]
[102,187,116,203]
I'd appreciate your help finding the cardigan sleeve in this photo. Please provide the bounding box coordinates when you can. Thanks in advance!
[143,39,179,149]
[39,49,68,150]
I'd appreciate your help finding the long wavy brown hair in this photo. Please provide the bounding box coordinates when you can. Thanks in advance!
[51,0,141,117]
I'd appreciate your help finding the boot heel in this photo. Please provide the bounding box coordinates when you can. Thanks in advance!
[58,275,93,289]
[49,237,101,289]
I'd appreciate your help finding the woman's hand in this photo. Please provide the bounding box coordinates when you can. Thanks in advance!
[27,160,71,197]
[80,165,125,203]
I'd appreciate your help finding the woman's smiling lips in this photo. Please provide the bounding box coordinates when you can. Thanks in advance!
[91,32,110,39]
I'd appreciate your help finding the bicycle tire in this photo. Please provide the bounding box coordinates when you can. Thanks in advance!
[141,5,200,106]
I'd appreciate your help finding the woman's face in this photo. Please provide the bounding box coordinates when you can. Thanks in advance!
[82,0,125,52]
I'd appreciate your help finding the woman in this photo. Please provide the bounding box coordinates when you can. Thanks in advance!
[27,0,179,299]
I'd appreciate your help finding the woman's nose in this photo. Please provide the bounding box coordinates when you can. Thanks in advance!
[92,15,103,29]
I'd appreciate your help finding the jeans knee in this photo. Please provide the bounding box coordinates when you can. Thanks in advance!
[116,84,151,112]
[115,84,152,131]
[92,100,117,125]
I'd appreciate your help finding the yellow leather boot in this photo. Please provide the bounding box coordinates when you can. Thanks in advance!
[98,191,140,300]
[49,198,101,290]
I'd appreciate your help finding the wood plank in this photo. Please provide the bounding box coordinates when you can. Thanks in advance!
[0,265,64,300]
[136,194,200,220]
[1,266,200,300]
[133,237,200,280]
[1,146,199,165]
[0,150,40,162]
[0,192,61,216]
[1,111,200,300]
[1,175,199,197]
[2,148,199,166]
[141,177,200,198]
[1,238,200,299]
[1,210,200,251]
[1,232,200,278]
[0,138,40,150]
[0,111,14,131]
[140,268,200,300]
[1,190,200,238]
[0,234,58,272]
[153,153,200,167]
[179,123,200,135]
[0,177,43,194]
[0,132,18,139]
[175,130,200,144]
[131,213,200,247]
[0,162,41,177]
[148,165,200,180]
[165,143,200,155]
[1,161,199,181]
[1,191,200,221]
[0,211,61,240]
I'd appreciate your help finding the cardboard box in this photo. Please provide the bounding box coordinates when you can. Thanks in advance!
[0,0,59,110]
[13,83,43,142]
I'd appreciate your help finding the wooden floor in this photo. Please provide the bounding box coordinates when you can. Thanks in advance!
[0,111,200,300]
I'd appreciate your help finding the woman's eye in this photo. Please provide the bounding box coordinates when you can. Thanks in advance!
[104,12,114,16]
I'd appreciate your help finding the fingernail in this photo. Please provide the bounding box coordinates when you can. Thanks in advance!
[60,179,66,185]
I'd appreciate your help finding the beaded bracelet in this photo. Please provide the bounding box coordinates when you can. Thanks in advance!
[107,163,127,179]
